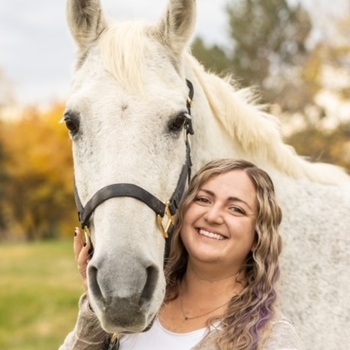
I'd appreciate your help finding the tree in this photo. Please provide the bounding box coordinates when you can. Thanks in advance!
[286,122,350,173]
[0,128,8,238]
[191,37,231,75]
[2,104,77,241]
[226,0,317,111]
[283,14,350,173]
[192,0,318,112]
[191,0,350,173]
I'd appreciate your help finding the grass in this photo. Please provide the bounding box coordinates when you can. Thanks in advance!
[0,240,85,350]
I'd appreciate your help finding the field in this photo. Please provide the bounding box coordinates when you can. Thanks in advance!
[0,240,84,350]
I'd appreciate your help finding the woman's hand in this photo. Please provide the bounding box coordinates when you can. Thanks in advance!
[74,227,93,290]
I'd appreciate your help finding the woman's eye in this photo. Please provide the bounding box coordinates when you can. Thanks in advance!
[230,207,245,215]
[195,197,210,204]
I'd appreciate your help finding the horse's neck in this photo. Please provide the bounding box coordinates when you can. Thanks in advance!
[186,56,350,186]
[185,59,239,172]
[189,90,242,174]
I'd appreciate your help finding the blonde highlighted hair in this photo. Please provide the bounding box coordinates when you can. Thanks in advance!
[165,159,283,350]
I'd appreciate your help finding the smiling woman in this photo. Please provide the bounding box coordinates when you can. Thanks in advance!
[60,159,304,350]
[180,170,258,270]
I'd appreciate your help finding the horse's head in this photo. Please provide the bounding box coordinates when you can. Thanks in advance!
[65,0,197,333]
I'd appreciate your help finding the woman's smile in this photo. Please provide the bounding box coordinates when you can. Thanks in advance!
[197,228,226,240]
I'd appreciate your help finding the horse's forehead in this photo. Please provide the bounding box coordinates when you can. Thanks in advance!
[69,49,187,127]
[78,23,180,89]
[68,70,185,120]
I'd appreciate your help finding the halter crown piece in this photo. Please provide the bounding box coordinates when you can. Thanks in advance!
[74,80,194,253]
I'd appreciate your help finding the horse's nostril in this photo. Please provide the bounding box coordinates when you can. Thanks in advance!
[85,260,162,332]
[140,265,159,308]
[88,265,104,303]
[88,263,159,309]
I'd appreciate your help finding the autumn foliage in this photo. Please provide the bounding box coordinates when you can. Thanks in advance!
[0,104,78,241]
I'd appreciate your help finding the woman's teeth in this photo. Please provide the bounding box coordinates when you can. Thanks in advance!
[199,229,225,240]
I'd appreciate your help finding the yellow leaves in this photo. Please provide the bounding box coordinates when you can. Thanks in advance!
[1,102,77,240]
[286,124,350,174]
[4,105,71,179]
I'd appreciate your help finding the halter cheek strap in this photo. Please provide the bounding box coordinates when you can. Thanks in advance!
[74,79,194,250]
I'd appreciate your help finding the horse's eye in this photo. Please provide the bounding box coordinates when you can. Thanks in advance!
[63,112,80,135]
[168,114,187,133]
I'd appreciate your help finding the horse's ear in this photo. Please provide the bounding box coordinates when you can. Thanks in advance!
[157,0,197,57]
[67,0,108,52]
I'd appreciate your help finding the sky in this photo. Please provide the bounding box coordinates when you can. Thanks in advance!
[0,0,228,106]
[0,0,348,107]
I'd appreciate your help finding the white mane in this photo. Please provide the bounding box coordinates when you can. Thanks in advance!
[187,55,350,185]
[97,20,349,186]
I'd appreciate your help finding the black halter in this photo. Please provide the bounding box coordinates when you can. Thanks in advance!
[74,80,194,253]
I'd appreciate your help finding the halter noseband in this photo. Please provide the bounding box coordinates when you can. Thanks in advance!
[74,80,194,244]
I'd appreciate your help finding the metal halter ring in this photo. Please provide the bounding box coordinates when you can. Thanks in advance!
[156,201,174,239]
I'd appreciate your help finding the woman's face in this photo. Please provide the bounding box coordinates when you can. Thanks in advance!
[180,170,258,270]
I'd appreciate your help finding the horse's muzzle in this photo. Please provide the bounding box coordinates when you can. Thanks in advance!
[87,261,162,333]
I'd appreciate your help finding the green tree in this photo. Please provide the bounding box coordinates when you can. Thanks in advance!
[191,1,350,173]
[226,0,316,110]
[192,0,317,112]
[191,37,231,75]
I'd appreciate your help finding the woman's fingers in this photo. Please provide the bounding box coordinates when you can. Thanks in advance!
[74,227,84,261]
[74,227,93,288]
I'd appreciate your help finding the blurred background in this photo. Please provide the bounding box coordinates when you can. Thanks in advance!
[0,0,349,349]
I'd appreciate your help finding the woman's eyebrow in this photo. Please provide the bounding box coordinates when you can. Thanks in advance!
[199,188,254,211]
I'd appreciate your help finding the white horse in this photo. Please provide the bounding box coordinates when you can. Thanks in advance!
[65,0,350,349]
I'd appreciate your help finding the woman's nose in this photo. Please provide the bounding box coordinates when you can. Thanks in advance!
[204,205,224,224]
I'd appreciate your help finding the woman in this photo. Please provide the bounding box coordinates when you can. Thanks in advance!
[60,159,304,350]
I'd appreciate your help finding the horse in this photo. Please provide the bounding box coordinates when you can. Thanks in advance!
[64,0,350,349]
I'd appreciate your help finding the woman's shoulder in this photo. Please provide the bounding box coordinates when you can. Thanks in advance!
[264,316,305,350]
[187,314,305,350]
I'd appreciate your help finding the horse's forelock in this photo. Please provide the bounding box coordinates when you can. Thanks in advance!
[97,21,150,94]
[97,20,181,95]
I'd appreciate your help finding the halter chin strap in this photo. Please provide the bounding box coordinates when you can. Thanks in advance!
[74,80,194,251]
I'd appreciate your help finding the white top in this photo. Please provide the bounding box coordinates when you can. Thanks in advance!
[119,318,213,350]
[59,295,305,350]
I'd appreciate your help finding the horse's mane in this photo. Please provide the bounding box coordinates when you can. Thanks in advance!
[187,55,350,185]
[97,20,349,185]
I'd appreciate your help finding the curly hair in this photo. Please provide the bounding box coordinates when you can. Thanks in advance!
[164,159,283,350]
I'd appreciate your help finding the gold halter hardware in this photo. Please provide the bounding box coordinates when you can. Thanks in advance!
[187,96,193,107]
[83,225,91,245]
[157,201,174,239]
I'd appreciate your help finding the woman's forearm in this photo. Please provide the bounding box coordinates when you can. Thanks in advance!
[59,294,109,350]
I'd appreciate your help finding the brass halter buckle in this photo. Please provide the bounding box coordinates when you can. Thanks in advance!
[83,225,92,245]
[157,201,174,239]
